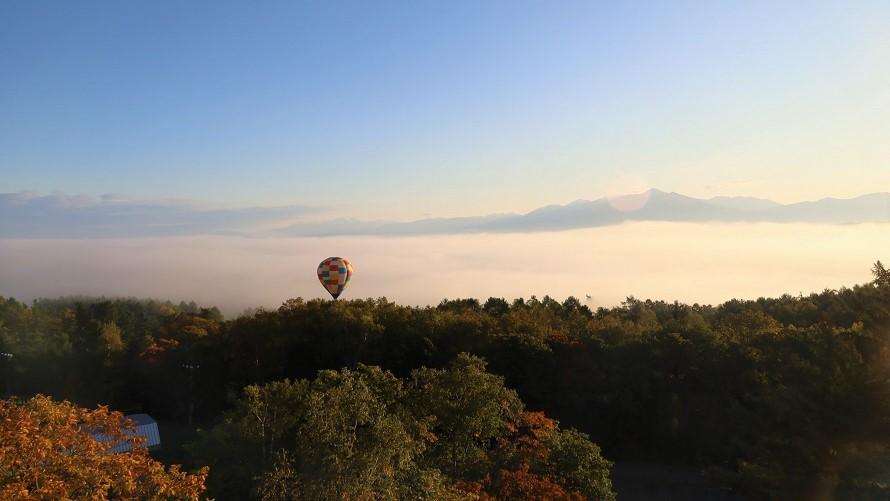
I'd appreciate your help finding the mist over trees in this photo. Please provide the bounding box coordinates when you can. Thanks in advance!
[2,263,890,499]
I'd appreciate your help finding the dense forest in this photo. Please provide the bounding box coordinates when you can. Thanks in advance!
[2,262,890,499]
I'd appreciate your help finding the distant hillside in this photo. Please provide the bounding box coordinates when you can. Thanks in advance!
[4,189,888,238]
[280,189,890,236]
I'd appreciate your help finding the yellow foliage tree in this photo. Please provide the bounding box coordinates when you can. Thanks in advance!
[0,395,208,500]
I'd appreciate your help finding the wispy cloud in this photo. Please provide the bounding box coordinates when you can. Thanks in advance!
[0,192,321,238]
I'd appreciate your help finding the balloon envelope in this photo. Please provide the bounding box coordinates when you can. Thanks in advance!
[317,257,353,299]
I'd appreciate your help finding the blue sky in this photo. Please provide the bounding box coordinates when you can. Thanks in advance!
[2,1,888,220]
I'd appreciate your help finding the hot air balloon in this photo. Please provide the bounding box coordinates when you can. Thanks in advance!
[317,257,353,299]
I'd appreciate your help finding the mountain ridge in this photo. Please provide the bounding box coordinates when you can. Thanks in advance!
[279,190,890,236]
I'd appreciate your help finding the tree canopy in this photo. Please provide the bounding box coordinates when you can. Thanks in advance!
[192,354,614,500]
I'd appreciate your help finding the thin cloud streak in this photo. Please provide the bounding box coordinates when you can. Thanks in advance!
[0,192,322,238]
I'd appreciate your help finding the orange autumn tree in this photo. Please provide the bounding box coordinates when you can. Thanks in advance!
[0,395,207,500]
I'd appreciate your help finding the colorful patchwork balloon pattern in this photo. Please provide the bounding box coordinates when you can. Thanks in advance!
[317,257,353,299]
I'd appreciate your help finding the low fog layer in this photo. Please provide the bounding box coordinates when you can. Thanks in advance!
[1,222,886,316]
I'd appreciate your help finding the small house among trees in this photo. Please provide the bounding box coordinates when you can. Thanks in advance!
[93,413,161,453]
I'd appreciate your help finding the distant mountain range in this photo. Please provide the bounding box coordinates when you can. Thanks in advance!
[3,190,888,239]
[279,190,890,236]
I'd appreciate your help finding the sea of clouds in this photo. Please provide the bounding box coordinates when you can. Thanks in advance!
[1,222,885,316]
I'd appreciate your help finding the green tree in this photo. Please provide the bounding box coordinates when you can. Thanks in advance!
[99,320,124,356]
[294,365,423,500]
[254,451,301,501]
[409,353,524,479]
[189,379,308,497]
[873,260,890,287]
[240,379,308,464]
[196,354,614,500]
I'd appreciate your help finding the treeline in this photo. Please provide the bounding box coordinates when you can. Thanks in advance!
[2,262,890,498]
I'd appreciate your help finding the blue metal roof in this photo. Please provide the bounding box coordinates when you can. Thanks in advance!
[91,413,161,453]
[125,413,156,426]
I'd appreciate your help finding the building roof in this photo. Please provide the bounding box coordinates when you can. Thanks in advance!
[125,413,156,426]
[90,413,161,453]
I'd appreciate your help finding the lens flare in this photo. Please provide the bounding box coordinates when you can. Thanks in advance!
[606,175,651,212]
